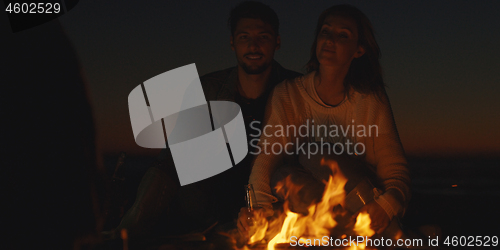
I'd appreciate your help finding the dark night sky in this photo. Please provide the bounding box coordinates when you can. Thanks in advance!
[55,0,500,157]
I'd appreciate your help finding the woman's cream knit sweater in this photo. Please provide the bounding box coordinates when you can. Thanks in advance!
[248,72,410,215]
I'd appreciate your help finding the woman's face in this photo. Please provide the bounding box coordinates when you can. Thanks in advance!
[316,15,365,70]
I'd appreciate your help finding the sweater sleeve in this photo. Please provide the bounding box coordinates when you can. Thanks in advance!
[368,92,411,209]
[248,85,293,215]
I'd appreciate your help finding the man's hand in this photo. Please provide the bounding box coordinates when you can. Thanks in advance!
[359,200,390,234]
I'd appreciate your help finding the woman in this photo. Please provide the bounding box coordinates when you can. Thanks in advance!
[238,4,410,240]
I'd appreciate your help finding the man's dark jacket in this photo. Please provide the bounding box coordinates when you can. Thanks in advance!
[156,61,301,233]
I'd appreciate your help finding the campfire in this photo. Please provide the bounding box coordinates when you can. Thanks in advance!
[242,158,376,250]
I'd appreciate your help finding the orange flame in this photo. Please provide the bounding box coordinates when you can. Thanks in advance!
[248,209,269,244]
[353,212,375,237]
[264,158,348,249]
[246,157,381,250]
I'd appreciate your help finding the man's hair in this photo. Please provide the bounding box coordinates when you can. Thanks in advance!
[228,1,279,36]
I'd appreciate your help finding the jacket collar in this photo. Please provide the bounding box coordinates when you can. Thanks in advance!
[216,60,284,101]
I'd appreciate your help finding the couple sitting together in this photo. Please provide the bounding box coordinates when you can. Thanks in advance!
[112,1,410,244]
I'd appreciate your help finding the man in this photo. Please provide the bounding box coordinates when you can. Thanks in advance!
[114,1,301,238]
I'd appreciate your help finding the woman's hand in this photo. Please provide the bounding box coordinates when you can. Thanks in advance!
[237,207,267,244]
[237,207,252,242]
[359,201,390,234]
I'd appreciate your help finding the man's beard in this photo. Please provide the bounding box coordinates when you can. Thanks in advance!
[240,62,271,75]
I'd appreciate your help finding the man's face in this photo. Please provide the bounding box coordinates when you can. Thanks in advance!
[231,18,280,75]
